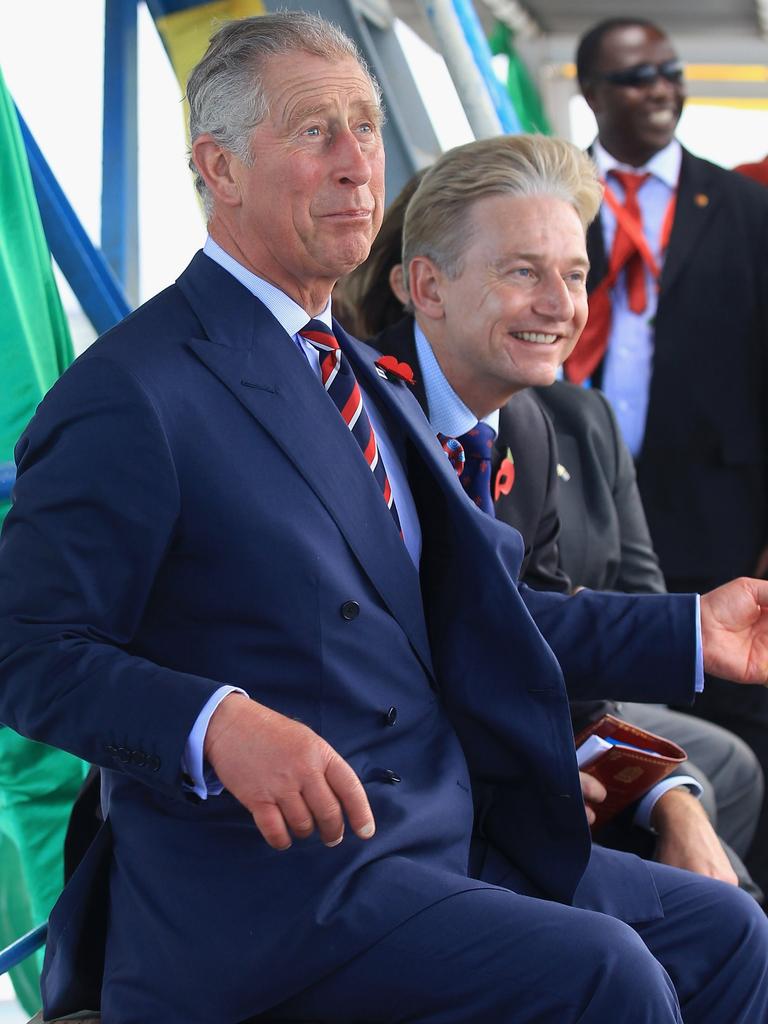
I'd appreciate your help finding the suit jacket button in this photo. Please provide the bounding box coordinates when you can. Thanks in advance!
[382,769,401,784]
[131,750,147,767]
[148,755,161,772]
[104,744,117,757]
[117,746,131,763]
[384,706,398,727]
[340,600,360,621]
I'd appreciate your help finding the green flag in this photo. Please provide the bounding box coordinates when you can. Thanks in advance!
[489,22,552,135]
[0,64,74,524]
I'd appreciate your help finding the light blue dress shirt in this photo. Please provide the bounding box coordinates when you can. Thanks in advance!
[183,238,422,797]
[593,139,682,459]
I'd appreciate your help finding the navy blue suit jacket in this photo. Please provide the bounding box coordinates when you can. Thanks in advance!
[0,253,697,1021]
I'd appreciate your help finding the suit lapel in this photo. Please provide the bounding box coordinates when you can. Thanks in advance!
[660,148,720,297]
[176,254,433,676]
[371,317,430,416]
[586,214,608,294]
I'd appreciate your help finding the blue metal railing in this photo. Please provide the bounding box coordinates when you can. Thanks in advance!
[0,923,47,976]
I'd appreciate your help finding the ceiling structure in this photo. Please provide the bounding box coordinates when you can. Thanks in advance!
[389,0,768,55]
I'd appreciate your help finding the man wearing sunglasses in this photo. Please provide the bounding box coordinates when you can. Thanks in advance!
[567,16,768,899]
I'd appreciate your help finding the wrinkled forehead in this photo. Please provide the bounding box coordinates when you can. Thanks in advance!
[261,51,381,123]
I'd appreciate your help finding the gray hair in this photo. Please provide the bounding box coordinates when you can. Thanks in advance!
[402,134,602,281]
[186,11,381,218]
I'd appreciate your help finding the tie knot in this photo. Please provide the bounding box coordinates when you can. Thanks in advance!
[458,422,495,461]
[300,319,339,352]
[609,169,650,198]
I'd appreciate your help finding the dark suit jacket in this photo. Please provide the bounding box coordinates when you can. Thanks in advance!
[586,147,768,591]
[533,382,665,595]
[0,256,697,1021]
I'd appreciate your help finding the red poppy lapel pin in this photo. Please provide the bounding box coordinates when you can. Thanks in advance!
[494,447,515,500]
[375,355,416,387]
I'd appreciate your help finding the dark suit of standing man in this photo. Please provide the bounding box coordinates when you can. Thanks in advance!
[2,19,768,1024]
[568,16,768,894]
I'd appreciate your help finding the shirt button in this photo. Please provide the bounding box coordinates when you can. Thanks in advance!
[340,600,360,621]
[382,769,402,784]
[384,706,398,727]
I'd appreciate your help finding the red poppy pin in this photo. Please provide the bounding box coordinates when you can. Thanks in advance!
[375,355,416,387]
[494,448,515,500]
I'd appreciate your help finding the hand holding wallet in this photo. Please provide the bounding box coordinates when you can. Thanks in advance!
[575,713,687,831]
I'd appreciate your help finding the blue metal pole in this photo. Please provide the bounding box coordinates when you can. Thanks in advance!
[102,0,140,305]
[0,463,15,501]
[450,0,522,134]
[15,106,132,335]
[0,923,47,976]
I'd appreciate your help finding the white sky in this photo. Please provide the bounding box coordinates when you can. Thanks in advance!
[2,2,767,350]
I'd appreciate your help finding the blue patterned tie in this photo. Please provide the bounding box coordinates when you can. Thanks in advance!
[457,422,496,517]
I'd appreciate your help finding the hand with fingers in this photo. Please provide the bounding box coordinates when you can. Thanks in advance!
[203,692,376,850]
[700,577,768,683]
[579,770,607,826]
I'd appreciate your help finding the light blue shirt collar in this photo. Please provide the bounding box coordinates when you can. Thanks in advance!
[412,319,499,438]
[593,137,682,190]
[202,236,333,334]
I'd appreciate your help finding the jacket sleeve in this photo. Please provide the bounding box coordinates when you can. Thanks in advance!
[0,356,223,799]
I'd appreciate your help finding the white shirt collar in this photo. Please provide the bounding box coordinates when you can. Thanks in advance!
[202,236,333,334]
[593,137,682,190]
[413,320,499,438]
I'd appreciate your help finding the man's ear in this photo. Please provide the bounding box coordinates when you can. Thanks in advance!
[408,256,447,322]
[191,134,242,207]
[388,263,410,307]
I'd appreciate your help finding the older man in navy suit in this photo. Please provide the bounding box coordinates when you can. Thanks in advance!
[1,13,768,1024]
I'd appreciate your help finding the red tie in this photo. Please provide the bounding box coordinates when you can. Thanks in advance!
[565,170,650,385]
[300,320,401,534]
[609,170,650,314]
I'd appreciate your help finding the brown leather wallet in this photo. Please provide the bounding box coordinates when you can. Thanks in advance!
[575,713,687,830]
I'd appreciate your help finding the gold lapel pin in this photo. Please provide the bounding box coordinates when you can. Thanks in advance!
[557,463,571,482]
[694,193,709,208]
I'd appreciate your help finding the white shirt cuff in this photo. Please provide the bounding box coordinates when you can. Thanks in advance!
[182,685,246,799]
[633,775,703,831]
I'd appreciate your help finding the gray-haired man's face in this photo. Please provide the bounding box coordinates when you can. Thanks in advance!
[222,52,385,302]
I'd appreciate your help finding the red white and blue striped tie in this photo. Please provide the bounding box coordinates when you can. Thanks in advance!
[300,320,402,534]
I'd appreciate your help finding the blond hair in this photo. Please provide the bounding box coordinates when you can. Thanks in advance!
[402,134,602,280]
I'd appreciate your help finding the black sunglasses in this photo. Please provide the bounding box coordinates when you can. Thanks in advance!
[597,59,684,88]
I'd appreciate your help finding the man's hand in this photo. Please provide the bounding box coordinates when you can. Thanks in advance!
[203,693,375,850]
[652,788,738,885]
[700,577,768,683]
[579,771,607,826]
